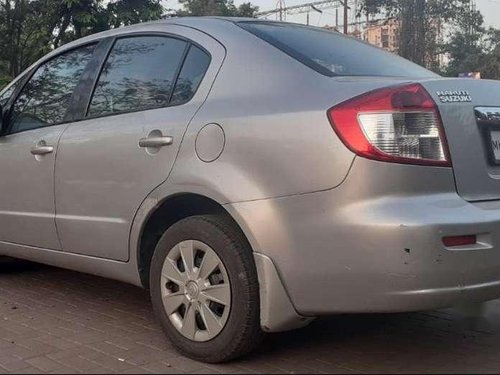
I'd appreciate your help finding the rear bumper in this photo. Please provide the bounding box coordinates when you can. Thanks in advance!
[226,158,500,317]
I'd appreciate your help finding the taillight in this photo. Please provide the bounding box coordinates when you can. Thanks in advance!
[327,83,451,167]
[443,235,477,247]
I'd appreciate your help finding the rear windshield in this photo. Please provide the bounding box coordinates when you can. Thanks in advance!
[238,21,438,78]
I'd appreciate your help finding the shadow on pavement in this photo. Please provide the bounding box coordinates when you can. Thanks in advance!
[0,257,48,274]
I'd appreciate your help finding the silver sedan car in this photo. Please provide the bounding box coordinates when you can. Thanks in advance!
[1,17,500,362]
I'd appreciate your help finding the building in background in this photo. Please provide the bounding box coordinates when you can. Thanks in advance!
[364,18,399,53]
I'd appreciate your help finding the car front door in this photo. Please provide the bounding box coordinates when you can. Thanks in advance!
[55,26,224,261]
[0,44,96,250]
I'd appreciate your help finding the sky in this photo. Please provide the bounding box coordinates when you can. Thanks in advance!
[470,0,500,29]
[163,0,500,29]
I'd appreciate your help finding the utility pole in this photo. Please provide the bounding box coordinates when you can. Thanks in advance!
[276,0,286,21]
[471,0,477,38]
[343,0,348,34]
[336,0,350,34]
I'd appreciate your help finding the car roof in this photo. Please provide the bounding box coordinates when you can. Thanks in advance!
[75,17,258,42]
[45,17,259,55]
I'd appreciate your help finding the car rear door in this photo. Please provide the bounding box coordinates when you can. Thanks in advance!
[55,25,225,261]
[0,44,96,250]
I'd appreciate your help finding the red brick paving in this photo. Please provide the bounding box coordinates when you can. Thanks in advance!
[2,259,500,374]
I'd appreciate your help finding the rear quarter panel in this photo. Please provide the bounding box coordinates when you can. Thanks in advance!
[165,21,360,203]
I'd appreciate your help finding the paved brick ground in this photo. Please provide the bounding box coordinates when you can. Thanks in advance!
[2,260,500,374]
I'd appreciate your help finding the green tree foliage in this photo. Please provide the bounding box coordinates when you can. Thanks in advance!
[444,6,500,79]
[106,0,164,29]
[481,29,500,79]
[0,0,164,89]
[177,0,258,17]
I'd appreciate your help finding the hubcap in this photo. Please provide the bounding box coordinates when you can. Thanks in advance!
[185,281,200,300]
[160,240,231,342]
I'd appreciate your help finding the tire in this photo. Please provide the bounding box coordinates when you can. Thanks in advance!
[150,214,263,363]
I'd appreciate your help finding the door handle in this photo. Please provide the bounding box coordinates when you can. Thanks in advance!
[30,145,54,155]
[139,136,173,148]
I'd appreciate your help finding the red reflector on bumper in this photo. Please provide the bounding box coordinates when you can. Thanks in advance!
[443,235,477,247]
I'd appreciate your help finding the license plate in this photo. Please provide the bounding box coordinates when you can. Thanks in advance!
[490,130,500,163]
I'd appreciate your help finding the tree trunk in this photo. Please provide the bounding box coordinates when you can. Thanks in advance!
[74,19,83,39]
[54,14,71,48]
[6,0,16,78]
[398,0,426,66]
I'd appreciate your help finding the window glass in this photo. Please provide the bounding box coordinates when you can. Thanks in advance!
[0,79,22,108]
[10,44,95,133]
[170,45,210,105]
[88,36,187,117]
[238,22,437,78]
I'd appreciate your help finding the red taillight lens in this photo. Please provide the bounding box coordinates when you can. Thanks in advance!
[327,83,451,167]
[443,235,477,247]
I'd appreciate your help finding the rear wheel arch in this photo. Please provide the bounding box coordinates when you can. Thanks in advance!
[135,192,312,336]
[136,193,252,289]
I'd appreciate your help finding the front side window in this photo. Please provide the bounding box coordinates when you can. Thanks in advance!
[9,45,95,134]
[88,36,188,118]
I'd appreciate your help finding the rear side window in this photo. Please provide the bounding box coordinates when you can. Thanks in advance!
[170,45,211,106]
[9,44,96,133]
[238,22,437,78]
[88,36,187,117]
